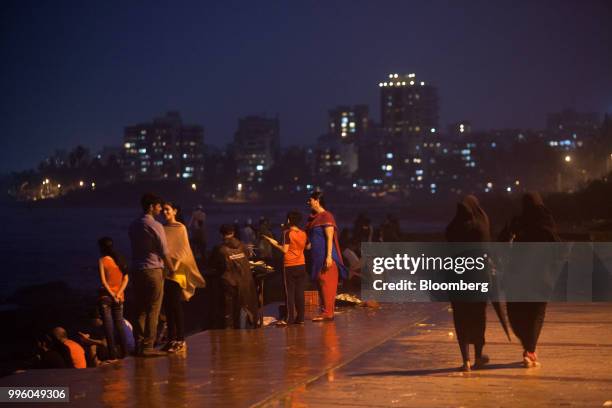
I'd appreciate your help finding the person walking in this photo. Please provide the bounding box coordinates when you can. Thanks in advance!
[445,195,491,371]
[305,192,347,322]
[128,193,176,357]
[505,192,560,368]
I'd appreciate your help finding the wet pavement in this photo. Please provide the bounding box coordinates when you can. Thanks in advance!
[0,303,445,407]
[265,303,612,408]
[2,303,611,407]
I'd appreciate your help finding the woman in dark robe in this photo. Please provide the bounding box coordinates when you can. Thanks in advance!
[505,192,560,368]
[445,195,491,371]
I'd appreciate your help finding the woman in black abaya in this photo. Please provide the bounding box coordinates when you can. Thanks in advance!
[445,195,491,372]
[505,192,560,368]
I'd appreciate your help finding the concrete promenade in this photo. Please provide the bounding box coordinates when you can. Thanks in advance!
[1,303,610,407]
[266,303,612,408]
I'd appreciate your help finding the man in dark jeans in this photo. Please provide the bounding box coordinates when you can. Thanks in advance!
[128,193,176,357]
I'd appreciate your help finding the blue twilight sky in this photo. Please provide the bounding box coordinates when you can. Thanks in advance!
[1,0,611,173]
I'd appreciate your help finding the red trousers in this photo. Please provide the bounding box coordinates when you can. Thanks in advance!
[318,262,338,318]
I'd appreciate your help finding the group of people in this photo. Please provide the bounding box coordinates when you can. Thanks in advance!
[98,191,351,360]
[29,189,558,372]
[446,192,559,371]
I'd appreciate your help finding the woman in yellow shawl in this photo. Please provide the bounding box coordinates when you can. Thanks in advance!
[162,202,206,353]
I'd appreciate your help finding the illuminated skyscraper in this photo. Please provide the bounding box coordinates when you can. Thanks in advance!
[123,111,204,181]
[327,105,369,143]
[379,73,439,140]
[233,115,280,187]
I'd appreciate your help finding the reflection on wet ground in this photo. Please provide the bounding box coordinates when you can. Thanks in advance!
[268,303,612,408]
[0,304,445,407]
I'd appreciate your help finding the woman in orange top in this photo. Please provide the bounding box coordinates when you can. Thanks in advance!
[263,211,308,325]
[98,237,130,359]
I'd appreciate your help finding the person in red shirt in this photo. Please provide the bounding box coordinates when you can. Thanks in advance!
[263,211,308,325]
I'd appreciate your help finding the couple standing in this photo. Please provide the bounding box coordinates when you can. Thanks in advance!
[128,193,205,356]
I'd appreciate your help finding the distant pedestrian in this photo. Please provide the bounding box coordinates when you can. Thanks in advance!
[188,205,208,260]
[353,213,373,243]
[306,192,348,322]
[445,195,491,371]
[128,193,176,357]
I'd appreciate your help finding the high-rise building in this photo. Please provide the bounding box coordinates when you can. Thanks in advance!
[233,115,280,187]
[379,73,439,140]
[327,105,369,143]
[123,111,204,181]
[546,109,599,138]
[315,134,358,178]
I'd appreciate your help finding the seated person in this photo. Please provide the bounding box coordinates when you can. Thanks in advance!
[29,334,70,369]
[51,327,86,369]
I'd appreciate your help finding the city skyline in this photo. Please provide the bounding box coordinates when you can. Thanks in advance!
[2,1,611,173]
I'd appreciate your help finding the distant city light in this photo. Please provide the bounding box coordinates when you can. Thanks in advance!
[564,155,572,162]
[515,180,520,186]
[237,183,243,192]
[386,153,393,159]
[408,73,415,78]
[379,82,383,87]
[91,182,96,187]
[486,182,493,188]
[79,180,84,187]
[256,165,264,171]
[506,187,512,192]
[191,183,197,190]
[420,81,425,86]
[393,73,398,78]
[409,81,414,85]
[388,74,393,79]
[430,128,436,133]
[57,184,61,188]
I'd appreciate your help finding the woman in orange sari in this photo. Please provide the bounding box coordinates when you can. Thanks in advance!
[306,192,348,321]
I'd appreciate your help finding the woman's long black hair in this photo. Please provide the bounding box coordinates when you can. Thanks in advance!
[310,191,326,209]
[98,237,129,275]
[164,201,185,224]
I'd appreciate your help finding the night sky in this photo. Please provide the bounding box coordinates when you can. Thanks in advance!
[1,0,611,173]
